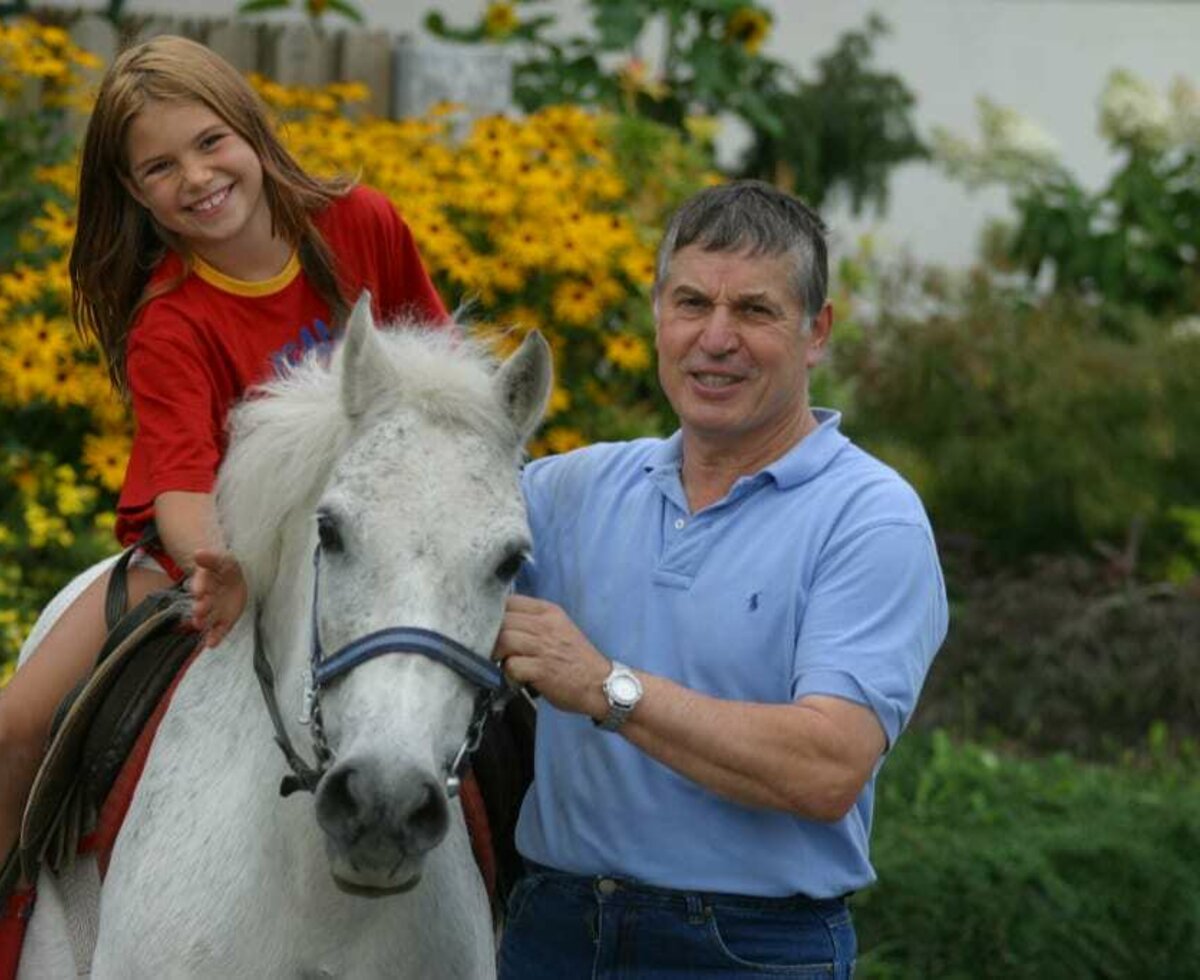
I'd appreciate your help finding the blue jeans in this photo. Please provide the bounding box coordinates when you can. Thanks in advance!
[497,863,856,978]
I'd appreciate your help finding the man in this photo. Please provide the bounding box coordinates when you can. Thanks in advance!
[493,180,948,978]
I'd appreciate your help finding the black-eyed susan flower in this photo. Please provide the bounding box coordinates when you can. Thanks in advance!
[725,7,771,56]
[484,2,519,39]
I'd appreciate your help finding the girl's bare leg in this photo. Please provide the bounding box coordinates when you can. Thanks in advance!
[0,564,172,865]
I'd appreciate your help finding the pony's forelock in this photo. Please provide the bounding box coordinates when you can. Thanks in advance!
[216,323,513,596]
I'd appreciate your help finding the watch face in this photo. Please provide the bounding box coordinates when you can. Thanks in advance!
[608,674,640,706]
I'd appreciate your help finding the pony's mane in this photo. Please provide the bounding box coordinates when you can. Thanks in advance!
[216,322,511,595]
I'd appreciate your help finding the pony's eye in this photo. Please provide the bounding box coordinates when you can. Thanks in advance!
[316,511,344,554]
[494,551,526,584]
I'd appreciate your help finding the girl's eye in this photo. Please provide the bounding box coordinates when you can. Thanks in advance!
[200,133,225,150]
[143,162,169,178]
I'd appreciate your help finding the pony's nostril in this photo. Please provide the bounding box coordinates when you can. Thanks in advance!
[402,780,448,850]
[316,765,368,844]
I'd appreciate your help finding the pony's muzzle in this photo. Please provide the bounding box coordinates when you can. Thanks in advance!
[315,755,450,874]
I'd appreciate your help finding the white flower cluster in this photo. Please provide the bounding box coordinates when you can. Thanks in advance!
[1099,70,1200,151]
[1099,70,1172,149]
[932,97,1060,189]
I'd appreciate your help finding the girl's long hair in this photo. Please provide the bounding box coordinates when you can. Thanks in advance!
[70,35,353,395]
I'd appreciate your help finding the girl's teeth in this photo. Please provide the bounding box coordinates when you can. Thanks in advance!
[193,187,229,211]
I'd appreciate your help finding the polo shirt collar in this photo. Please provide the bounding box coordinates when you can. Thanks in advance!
[764,408,848,489]
[642,408,848,493]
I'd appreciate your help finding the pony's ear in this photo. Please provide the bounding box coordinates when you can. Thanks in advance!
[494,330,552,446]
[340,291,388,420]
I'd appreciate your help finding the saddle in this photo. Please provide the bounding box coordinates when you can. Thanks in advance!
[0,538,201,902]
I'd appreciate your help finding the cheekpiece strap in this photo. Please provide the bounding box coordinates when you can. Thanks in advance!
[253,612,323,797]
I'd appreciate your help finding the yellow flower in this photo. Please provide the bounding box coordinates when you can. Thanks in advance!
[499,225,555,269]
[484,3,520,39]
[604,333,652,373]
[56,478,95,517]
[552,279,605,327]
[620,250,657,289]
[24,501,69,549]
[544,427,587,455]
[617,59,669,102]
[82,432,131,493]
[684,114,721,146]
[546,385,571,418]
[725,8,771,56]
[0,264,45,306]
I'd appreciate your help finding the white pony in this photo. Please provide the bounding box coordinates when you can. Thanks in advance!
[17,297,551,978]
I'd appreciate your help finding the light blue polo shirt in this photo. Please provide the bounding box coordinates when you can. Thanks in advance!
[513,409,948,898]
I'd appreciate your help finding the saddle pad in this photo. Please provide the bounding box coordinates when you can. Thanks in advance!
[20,602,200,883]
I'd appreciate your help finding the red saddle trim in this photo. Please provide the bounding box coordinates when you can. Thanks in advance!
[0,887,36,980]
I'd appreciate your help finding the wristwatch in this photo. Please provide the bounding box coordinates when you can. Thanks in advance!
[597,660,643,732]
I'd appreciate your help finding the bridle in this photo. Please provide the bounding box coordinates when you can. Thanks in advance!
[253,545,510,799]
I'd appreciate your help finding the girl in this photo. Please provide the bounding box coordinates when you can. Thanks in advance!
[0,35,448,872]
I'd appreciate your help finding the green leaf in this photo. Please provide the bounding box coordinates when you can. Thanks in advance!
[325,0,364,24]
[591,0,644,49]
[237,0,291,13]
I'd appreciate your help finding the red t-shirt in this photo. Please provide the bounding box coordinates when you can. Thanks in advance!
[115,185,448,547]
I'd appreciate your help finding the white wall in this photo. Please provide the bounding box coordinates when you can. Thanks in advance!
[61,0,1200,266]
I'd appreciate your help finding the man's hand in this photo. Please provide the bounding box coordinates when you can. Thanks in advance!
[493,595,612,720]
[189,548,248,648]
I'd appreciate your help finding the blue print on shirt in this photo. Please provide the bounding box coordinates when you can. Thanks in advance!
[269,317,337,374]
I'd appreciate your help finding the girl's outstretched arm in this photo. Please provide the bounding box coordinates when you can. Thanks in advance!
[155,490,247,648]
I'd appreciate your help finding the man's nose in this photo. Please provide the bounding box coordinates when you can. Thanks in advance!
[697,306,739,355]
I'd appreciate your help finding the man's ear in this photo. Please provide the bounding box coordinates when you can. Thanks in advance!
[806,302,834,365]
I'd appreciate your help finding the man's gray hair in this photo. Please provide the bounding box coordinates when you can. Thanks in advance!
[653,180,829,321]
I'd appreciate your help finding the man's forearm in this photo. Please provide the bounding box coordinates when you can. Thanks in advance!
[616,674,884,822]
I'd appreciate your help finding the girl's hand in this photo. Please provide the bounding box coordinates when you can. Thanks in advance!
[189,549,248,648]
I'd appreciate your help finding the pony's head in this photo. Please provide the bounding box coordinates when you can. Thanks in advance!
[218,295,551,894]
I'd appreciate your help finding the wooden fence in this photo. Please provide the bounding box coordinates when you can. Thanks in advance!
[43,13,515,121]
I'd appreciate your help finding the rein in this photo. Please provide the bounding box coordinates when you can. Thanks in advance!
[252,546,509,799]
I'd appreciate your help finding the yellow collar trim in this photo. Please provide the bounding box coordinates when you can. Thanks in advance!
[192,251,301,297]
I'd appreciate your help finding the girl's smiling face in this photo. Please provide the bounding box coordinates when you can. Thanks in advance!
[124,98,274,268]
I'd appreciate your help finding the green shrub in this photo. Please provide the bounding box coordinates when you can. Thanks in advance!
[914,555,1200,757]
[834,268,1200,567]
[857,732,1200,979]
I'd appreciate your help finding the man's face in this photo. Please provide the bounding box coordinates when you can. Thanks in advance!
[655,244,829,453]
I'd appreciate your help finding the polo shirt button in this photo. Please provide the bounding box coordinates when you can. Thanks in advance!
[597,878,618,896]
[674,518,685,530]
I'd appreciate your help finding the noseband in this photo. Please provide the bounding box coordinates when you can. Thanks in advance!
[252,546,510,799]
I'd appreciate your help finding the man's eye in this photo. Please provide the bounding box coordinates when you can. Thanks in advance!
[740,304,776,320]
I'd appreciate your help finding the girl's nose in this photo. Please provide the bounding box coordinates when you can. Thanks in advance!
[181,156,213,190]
